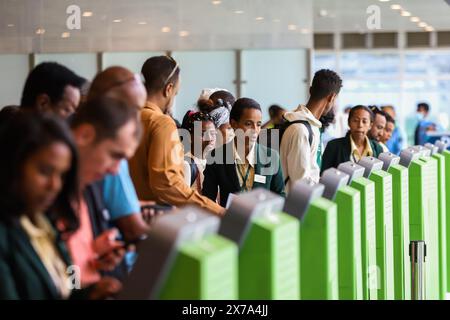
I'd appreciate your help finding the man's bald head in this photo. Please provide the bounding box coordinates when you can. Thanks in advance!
[88,66,147,108]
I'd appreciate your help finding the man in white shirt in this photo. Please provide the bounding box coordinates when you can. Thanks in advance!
[280,69,343,192]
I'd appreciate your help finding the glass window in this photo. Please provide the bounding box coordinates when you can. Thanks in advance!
[402,80,450,129]
[339,79,401,111]
[405,51,450,77]
[316,49,450,145]
[313,52,337,72]
[340,52,400,79]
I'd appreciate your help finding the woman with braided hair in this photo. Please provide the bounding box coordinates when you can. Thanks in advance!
[180,111,217,192]
[197,89,236,145]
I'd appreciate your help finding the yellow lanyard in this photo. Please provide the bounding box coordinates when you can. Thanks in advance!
[237,164,252,192]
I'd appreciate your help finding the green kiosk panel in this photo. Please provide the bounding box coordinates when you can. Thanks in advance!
[440,147,450,292]
[407,146,440,300]
[340,162,377,300]
[416,145,441,300]
[380,152,411,300]
[119,206,238,300]
[284,179,338,300]
[220,189,300,300]
[321,167,363,300]
[426,143,448,300]
[359,156,395,300]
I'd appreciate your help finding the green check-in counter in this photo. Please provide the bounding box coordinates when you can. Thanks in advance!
[438,145,450,292]
[379,153,411,300]
[404,146,440,299]
[425,143,448,300]
[119,206,238,300]
[220,189,300,300]
[379,152,411,300]
[358,156,395,300]
[116,140,450,301]
[284,179,338,300]
[338,162,377,300]
[321,166,363,300]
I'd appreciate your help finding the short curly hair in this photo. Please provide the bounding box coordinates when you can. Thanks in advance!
[310,69,343,101]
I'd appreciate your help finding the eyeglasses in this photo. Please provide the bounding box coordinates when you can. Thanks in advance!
[163,55,179,85]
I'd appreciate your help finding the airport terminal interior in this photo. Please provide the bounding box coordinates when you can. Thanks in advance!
[1,0,450,303]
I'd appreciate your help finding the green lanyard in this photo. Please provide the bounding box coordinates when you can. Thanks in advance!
[317,131,323,168]
[237,164,252,192]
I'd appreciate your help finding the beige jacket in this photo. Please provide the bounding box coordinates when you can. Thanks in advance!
[280,105,322,192]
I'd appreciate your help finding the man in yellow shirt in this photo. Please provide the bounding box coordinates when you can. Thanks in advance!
[129,56,224,216]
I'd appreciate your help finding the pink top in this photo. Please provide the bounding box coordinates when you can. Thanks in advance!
[65,197,100,287]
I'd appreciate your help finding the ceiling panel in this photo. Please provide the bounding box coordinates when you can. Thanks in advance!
[1,0,449,53]
[313,0,450,33]
[0,0,313,52]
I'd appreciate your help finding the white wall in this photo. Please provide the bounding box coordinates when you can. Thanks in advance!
[241,49,309,121]
[102,51,165,74]
[171,50,236,121]
[0,50,310,120]
[0,54,29,107]
[34,53,98,80]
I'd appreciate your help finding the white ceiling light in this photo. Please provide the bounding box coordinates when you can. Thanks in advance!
[410,17,420,23]
[113,19,122,23]
[255,17,264,21]
[7,24,14,27]
[161,26,171,33]
[35,28,45,35]
[272,18,280,22]
[300,28,310,34]
[287,24,297,31]
[425,26,435,32]
[179,30,189,37]
[82,11,93,17]
[234,10,244,14]
[418,22,427,27]
[401,11,411,17]
[319,9,328,17]
[138,21,147,25]
[379,0,390,2]
[211,0,221,4]
[390,4,402,10]
[61,32,70,38]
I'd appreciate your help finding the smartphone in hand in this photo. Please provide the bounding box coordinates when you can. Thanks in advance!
[140,204,174,224]
[140,204,174,212]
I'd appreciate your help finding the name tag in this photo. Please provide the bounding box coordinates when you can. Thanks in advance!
[254,174,266,184]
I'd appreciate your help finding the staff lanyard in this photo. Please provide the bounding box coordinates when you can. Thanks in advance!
[237,164,252,192]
